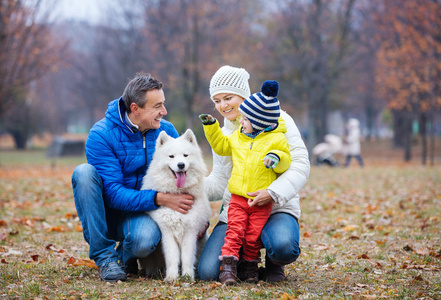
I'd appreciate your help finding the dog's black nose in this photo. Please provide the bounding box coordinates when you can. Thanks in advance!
[177,162,185,170]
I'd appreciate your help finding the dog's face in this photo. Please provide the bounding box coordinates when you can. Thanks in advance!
[153,129,206,189]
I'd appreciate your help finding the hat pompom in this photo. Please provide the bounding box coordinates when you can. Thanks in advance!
[261,80,279,97]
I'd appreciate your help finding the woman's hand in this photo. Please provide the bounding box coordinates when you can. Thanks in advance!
[247,190,274,207]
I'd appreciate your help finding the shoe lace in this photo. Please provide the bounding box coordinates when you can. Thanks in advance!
[101,261,121,273]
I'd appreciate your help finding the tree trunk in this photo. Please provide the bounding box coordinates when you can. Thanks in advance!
[9,129,27,149]
[306,108,318,161]
[429,113,435,166]
[403,112,413,161]
[419,113,427,165]
[392,110,405,148]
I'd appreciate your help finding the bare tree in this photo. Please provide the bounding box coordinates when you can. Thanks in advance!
[261,0,359,154]
[0,0,65,148]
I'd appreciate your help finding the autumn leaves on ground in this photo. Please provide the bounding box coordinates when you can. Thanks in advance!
[0,142,440,299]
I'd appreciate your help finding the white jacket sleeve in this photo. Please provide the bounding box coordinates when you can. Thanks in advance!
[205,150,232,202]
[267,111,310,207]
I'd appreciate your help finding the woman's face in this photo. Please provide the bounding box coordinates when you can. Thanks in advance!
[212,93,244,121]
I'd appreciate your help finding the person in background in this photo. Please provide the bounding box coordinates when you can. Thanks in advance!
[71,73,195,282]
[200,80,291,285]
[343,118,364,167]
[198,66,310,282]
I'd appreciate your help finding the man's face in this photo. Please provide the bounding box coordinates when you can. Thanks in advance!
[130,89,167,132]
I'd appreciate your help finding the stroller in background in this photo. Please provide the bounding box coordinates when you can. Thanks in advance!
[312,134,343,167]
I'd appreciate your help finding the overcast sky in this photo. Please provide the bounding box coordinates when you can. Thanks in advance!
[53,0,106,24]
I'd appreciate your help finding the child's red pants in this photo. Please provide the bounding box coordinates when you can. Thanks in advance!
[221,194,273,261]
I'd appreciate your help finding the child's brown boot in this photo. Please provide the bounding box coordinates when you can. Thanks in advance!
[219,256,238,285]
[239,259,260,283]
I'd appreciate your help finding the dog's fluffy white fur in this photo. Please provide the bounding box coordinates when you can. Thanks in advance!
[139,129,210,282]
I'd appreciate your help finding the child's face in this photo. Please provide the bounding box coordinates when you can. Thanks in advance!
[239,114,253,134]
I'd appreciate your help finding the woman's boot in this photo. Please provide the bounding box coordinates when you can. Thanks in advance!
[264,254,285,282]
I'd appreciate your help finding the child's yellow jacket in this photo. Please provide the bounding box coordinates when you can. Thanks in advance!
[202,118,291,199]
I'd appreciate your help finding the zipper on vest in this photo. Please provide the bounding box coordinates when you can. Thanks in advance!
[143,133,148,166]
[250,142,253,150]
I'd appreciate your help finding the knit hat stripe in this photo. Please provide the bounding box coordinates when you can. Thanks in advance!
[239,104,279,131]
[251,93,281,111]
[246,116,274,130]
[240,100,280,119]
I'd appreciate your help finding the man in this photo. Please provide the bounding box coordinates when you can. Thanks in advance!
[72,73,195,282]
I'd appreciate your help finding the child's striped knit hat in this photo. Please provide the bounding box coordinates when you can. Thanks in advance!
[239,80,280,131]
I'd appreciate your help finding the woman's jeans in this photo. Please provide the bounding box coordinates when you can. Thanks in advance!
[71,163,161,268]
[198,212,300,281]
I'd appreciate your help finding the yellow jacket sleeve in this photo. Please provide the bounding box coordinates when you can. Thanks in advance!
[202,121,233,156]
[268,149,291,173]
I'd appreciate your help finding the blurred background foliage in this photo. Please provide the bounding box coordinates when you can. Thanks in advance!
[0,0,440,164]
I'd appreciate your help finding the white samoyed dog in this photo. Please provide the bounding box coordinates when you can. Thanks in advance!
[139,129,211,282]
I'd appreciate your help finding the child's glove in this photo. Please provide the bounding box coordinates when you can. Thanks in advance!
[199,114,216,125]
[263,153,280,169]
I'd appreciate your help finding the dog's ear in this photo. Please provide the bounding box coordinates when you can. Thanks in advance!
[182,129,197,146]
[156,131,171,148]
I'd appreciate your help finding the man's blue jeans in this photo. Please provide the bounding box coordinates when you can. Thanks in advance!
[71,163,161,268]
[197,212,300,280]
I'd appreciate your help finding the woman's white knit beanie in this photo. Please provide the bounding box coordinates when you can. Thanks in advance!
[209,65,251,100]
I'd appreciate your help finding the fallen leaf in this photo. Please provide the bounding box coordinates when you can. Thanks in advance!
[415,249,429,256]
[343,225,358,231]
[303,231,313,238]
[67,257,98,269]
[406,265,426,270]
[279,293,294,300]
[64,213,78,219]
[47,226,67,232]
[315,245,329,251]
[403,245,413,251]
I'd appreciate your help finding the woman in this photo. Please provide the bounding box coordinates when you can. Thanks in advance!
[198,65,310,282]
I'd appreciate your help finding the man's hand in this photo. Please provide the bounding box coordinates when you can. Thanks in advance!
[199,114,216,125]
[263,152,280,169]
[156,192,194,214]
[247,190,274,207]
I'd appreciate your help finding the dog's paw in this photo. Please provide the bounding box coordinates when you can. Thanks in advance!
[164,276,177,283]
[181,273,195,282]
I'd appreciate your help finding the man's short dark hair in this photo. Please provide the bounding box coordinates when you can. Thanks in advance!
[122,72,163,113]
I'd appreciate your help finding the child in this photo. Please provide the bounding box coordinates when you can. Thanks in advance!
[199,80,291,285]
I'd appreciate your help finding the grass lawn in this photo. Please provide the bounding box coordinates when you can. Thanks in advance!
[0,144,440,299]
